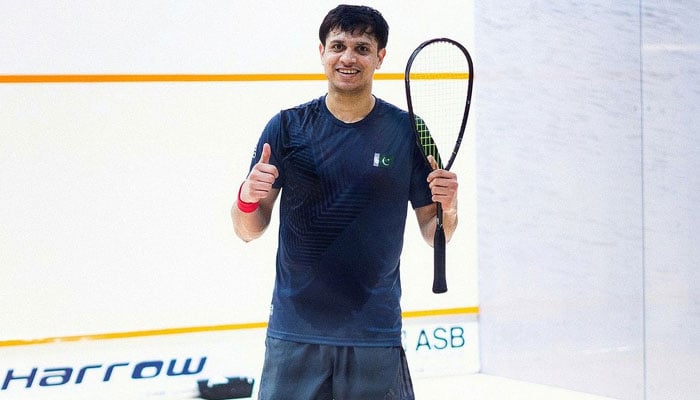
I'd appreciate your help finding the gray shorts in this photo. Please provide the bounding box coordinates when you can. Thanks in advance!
[257,336,415,400]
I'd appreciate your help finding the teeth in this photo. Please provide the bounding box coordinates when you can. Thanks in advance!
[339,69,358,74]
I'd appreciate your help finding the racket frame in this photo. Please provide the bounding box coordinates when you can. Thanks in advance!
[404,37,474,294]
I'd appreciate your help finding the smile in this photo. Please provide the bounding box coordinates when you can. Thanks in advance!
[337,68,359,75]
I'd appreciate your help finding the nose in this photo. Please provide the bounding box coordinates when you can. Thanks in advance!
[340,49,356,64]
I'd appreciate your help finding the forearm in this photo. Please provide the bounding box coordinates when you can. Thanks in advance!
[231,180,278,242]
[441,204,458,243]
[231,203,271,242]
[417,201,459,246]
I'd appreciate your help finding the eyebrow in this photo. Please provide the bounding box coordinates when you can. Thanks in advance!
[328,39,374,47]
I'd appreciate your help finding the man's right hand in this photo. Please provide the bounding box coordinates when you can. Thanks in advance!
[240,143,279,204]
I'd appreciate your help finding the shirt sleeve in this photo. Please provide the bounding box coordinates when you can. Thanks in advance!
[409,143,434,209]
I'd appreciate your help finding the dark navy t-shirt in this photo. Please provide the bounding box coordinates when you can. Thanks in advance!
[250,95,433,347]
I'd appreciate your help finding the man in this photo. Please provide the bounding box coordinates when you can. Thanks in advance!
[232,5,458,399]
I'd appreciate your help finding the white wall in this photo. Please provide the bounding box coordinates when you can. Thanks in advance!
[3,1,698,399]
[0,0,476,340]
[1,2,478,399]
[641,2,700,399]
[475,2,699,400]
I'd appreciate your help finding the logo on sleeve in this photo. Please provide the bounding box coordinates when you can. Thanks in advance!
[373,153,394,168]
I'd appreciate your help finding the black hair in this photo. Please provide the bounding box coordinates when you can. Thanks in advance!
[319,4,389,50]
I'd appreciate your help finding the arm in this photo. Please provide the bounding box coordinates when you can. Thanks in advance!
[232,187,279,242]
[231,143,280,242]
[415,155,459,246]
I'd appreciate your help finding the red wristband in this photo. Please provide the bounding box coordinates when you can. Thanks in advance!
[237,182,259,213]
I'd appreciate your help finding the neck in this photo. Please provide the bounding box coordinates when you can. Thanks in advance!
[325,92,376,123]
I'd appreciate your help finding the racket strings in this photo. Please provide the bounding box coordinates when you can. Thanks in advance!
[407,41,470,170]
[415,116,443,168]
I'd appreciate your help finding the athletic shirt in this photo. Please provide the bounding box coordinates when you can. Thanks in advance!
[250,95,433,347]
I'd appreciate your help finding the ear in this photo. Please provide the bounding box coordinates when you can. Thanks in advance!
[319,43,325,62]
[376,48,387,69]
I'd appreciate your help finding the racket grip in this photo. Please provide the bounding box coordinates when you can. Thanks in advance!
[433,225,447,293]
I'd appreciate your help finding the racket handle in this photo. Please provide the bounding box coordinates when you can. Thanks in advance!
[432,204,447,293]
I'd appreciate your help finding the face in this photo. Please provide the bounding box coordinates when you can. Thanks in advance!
[320,29,386,95]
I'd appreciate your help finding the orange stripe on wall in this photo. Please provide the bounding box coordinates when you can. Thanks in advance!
[0,307,478,348]
[0,73,407,84]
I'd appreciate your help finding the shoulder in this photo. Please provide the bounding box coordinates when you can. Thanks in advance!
[368,97,414,139]
[374,97,407,116]
[281,97,324,120]
[263,97,324,133]
[373,97,411,126]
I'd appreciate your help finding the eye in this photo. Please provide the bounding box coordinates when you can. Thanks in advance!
[331,43,344,52]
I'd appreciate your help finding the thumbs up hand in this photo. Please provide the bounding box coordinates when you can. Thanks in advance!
[240,143,279,204]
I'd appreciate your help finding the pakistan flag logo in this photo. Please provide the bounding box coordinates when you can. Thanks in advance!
[373,153,394,168]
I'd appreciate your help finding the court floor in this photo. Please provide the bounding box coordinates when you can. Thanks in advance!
[151,373,620,400]
[27,373,619,400]
[413,374,618,400]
